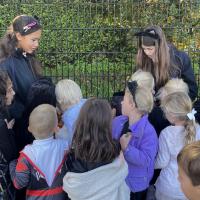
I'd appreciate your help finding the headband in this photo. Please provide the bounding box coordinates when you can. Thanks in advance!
[134,28,160,40]
[21,21,41,35]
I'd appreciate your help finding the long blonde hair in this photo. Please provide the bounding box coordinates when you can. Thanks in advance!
[161,92,196,144]
[136,25,178,90]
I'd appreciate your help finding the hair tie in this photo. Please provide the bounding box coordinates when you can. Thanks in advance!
[134,28,159,40]
[187,108,197,121]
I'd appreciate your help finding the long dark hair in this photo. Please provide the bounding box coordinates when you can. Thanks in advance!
[0,69,10,111]
[136,25,179,90]
[72,98,120,163]
[0,15,42,75]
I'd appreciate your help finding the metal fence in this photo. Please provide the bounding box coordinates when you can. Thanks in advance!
[0,0,199,99]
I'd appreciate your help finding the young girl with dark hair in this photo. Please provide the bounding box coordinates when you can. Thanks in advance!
[0,15,42,151]
[135,25,197,101]
[63,98,130,200]
[0,70,17,199]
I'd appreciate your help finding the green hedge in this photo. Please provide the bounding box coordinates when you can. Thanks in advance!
[0,0,199,98]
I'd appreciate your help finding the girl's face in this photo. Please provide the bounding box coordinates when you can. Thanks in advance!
[17,29,42,54]
[121,92,133,116]
[6,80,15,105]
[142,44,156,61]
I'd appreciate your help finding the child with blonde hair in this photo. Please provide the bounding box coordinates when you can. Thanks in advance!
[112,81,158,200]
[155,92,200,200]
[177,141,200,200]
[158,78,200,124]
[55,79,86,145]
[149,78,190,135]
[111,69,154,118]
[10,104,69,200]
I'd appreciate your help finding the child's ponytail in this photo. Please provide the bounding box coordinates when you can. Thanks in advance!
[185,119,196,144]
[0,25,17,62]
[185,109,197,144]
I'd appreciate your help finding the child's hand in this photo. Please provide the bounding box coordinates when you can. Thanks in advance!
[120,132,132,151]
[4,119,15,129]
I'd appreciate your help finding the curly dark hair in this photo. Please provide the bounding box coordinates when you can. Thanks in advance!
[0,70,10,110]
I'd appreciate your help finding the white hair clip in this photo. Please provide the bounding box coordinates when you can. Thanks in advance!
[187,108,197,121]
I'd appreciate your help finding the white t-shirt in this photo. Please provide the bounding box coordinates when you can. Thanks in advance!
[155,124,200,199]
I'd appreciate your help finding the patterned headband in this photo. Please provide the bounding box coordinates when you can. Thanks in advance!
[23,21,37,33]
[21,20,41,35]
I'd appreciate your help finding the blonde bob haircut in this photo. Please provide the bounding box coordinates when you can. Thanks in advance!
[131,69,155,91]
[126,85,153,114]
[29,104,57,139]
[55,79,82,110]
[178,141,200,186]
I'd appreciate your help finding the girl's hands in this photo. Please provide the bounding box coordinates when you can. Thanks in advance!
[120,132,132,151]
[4,119,15,129]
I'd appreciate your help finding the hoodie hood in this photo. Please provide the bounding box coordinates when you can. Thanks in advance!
[63,152,130,200]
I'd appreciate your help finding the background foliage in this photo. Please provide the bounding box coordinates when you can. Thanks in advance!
[0,0,199,98]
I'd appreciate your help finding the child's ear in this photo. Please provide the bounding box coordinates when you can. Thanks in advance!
[131,101,136,109]
[15,32,23,41]
[28,126,32,133]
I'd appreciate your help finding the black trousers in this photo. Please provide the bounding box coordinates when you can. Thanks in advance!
[130,189,147,200]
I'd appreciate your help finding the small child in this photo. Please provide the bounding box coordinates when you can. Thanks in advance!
[149,78,190,135]
[177,141,200,200]
[10,104,69,200]
[157,78,200,125]
[63,98,130,200]
[55,79,86,145]
[155,92,200,200]
[112,81,158,200]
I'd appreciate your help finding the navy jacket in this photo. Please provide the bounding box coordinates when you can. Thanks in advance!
[168,45,198,101]
[0,49,39,119]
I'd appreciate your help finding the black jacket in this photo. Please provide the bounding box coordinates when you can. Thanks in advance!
[65,152,111,173]
[0,111,17,162]
[0,49,39,119]
[0,49,41,151]
[0,110,17,196]
[169,45,198,101]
